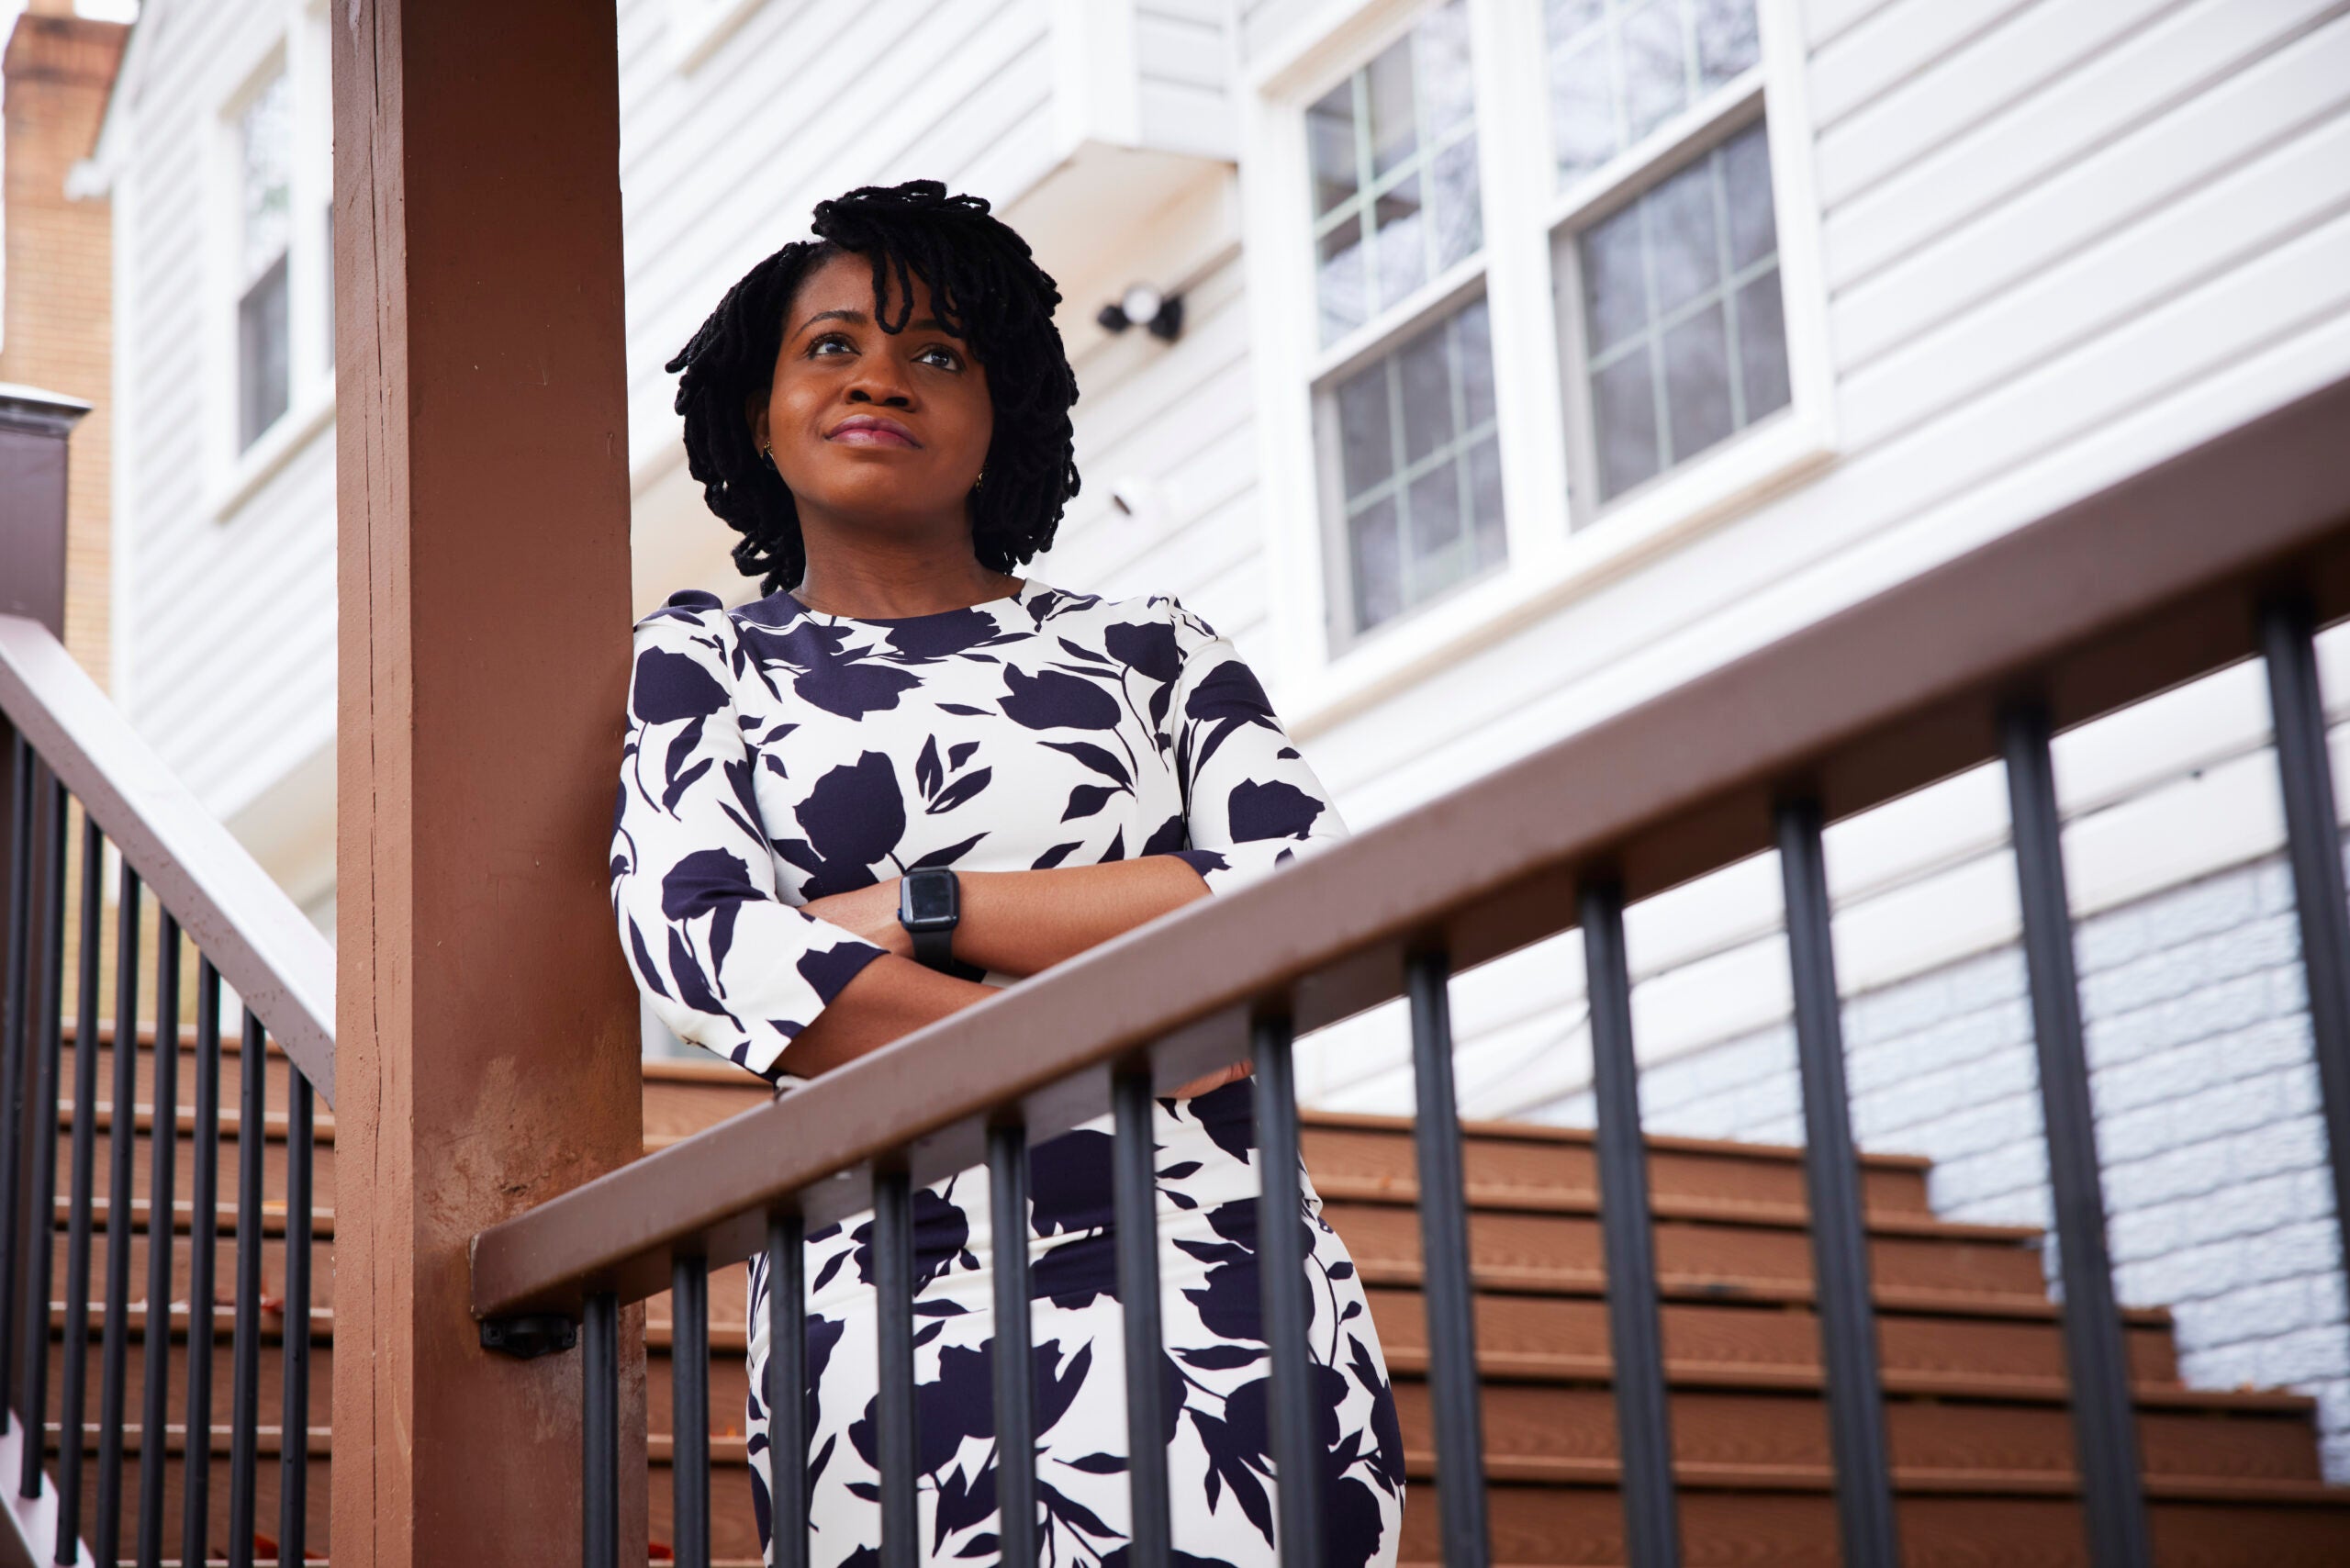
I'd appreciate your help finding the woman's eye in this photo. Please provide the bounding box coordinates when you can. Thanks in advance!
[808,333,852,357]
[917,344,962,370]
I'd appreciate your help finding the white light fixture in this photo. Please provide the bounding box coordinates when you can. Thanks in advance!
[1097,282,1184,342]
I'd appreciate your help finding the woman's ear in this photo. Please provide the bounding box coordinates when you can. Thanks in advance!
[745,395,771,459]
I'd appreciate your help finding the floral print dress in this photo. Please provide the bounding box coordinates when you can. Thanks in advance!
[611,579,1405,1568]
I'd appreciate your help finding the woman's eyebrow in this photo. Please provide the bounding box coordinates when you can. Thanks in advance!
[792,308,958,337]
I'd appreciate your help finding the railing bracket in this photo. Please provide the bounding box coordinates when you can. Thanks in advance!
[480,1314,576,1360]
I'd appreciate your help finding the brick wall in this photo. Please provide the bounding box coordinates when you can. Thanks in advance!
[1534,851,2350,1477]
[1,8,128,687]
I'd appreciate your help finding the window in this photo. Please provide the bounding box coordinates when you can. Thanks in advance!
[1304,2,1505,644]
[1572,121,1787,499]
[1327,297,1505,631]
[1306,3,1479,347]
[236,71,293,452]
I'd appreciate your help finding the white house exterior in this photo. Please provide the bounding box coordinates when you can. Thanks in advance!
[84,0,2350,1470]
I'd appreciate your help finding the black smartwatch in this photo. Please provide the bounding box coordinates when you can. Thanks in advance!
[898,868,961,972]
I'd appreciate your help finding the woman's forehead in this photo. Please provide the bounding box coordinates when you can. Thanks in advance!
[789,251,963,336]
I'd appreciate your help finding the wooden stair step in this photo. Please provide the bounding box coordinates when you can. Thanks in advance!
[47,1131,332,1214]
[1299,1113,1936,1217]
[1314,1173,2036,1242]
[43,1228,333,1316]
[1430,1484,2350,1567]
[60,1194,337,1240]
[1327,1203,2050,1301]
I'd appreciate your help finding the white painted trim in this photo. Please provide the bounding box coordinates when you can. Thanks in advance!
[0,1413,93,1567]
[207,379,336,526]
[106,135,139,704]
[1052,0,1146,155]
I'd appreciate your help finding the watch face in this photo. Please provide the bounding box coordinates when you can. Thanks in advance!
[905,875,957,925]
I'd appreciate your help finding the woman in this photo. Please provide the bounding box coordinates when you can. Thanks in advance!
[612,181,1403,1568]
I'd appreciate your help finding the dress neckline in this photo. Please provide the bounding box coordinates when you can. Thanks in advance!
[781,577,1039,628]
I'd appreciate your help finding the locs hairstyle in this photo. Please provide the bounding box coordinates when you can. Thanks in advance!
[666,180,1081,598]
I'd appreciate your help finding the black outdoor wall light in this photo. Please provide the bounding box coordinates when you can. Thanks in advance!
[1097,282,1184,342]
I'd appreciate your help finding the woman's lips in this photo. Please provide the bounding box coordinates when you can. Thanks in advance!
[826,414,921,448]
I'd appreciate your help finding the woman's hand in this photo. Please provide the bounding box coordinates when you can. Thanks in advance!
[801,879,912,959]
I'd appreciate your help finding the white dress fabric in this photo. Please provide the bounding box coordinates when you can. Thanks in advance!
[611,580,1405,1568]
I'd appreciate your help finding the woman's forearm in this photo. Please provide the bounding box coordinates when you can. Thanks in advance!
[953,857,1208,976]
[778,954,994,1079]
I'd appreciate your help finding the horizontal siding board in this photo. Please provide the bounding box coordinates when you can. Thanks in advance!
[1821,0,2344,299]
[1136,10,1226,90]
[1814,0,2191,208]
[1808,0,2041,132]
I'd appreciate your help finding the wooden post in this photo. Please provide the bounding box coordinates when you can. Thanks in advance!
[330,5,646,1567]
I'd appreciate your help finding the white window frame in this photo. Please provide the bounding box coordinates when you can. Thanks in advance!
[207,0,338,525]
[1242,0,1835,729]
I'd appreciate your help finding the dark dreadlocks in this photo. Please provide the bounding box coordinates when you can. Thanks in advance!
[666,180,1081,598]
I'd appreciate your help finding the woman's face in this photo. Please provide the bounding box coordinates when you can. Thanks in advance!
[753,252,994,535]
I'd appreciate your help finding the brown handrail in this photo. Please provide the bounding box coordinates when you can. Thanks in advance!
[471,374,2350,1318]
[0,616,335,1106]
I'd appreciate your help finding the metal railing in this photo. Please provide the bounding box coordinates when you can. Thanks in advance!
[0,615,335,1566]
[471,377,2350,1568]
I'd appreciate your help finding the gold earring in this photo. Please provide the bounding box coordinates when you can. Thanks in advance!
[760,442,775,468]
[971,467,986,492]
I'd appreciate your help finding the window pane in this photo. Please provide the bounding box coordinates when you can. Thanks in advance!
[1318,215,1367,345]
[1662,302,1733,462]
[1620,0,1689,144]
[1647,158,1721,319]
[1736,271,1791,420]
[1582,204,1648,355]
[1373,175,1428,307]
[1308,82,1359,218]
[1307,2,1480,342]
[1594,348,1661,498]
[1325,295,1505,637]
[1694,0,1762,86]
[1547,0,1760,186]
[239,253,290,450]
[1417,0,1475,136]
[240,73,292,285]
[1337,365,1393,498]
[1399,316,1454,466]
[1349,496,1403,631]
[1457,296,1495,431]
[1567,118,1789,504]
[1430,136,1483,275]
[1722,122,1776,271]
[1408,464,1465,577]
[1368,38,1418,178]
[1469,434,1506,568]
[1549,38,1616,181]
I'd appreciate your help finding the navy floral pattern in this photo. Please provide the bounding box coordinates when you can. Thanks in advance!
[612,580,1400,1568]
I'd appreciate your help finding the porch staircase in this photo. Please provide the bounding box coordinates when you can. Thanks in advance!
[46,1037,2350,1564]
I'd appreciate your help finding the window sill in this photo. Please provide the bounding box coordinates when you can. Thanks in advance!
[1281,408,1835,740]
[208,376,336,526]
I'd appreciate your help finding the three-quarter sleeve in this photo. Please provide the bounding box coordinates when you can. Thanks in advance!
[610,597,887,1081]
[1163,601,1348,895]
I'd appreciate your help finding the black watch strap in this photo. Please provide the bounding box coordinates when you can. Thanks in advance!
[912,922,955,971]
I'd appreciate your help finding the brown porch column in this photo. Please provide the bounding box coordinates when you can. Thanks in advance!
[330,5,646,1566]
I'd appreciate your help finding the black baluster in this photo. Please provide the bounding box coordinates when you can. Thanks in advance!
[17,777,64,1505]
[2260,599,2350,1323]
[1775,801,1901,1565]
[767,1213,809,1568]
[582,1290,618,1568]
[1112,1069,1170,1568]
[95,858,142,1564]
[986,1126,1035,1568]
[135,912,181,1568]
[181,959,221,1568]
[870,1172,918,1568]
[58,812,106,1564]
[1253,1014,1326,1568]
[2002,701,2150,1568]
[226,1010,265,1568]
[671,1254,711,1568]
[1406,955,1492,1568]
[278,1071,313,1565]
[0,739,35,1440]
[1582,879,1681,1568]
